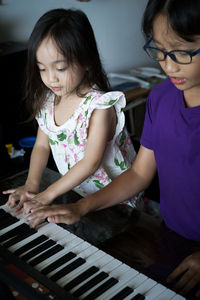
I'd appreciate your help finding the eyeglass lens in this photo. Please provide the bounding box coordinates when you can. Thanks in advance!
[146,48,191,64]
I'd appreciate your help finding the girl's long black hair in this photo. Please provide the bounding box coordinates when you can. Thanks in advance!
[142,0,200,41]
[25,8,110,120]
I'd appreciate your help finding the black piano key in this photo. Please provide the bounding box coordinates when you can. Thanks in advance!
[72,271,109,298]
[131,294,145,300]
[0,208,8,217]
[110,286,134,300]
[50,257,86,282]
[3,228,37,248]
[0,215,19,229]
[0,223,30,243]
[0,210,14,218]
[64,266,99,291]
[0,211,12,220]
[14,235,49,256]
[41,251,76,275]
[83,277,118,300]
[20,239,56,261]
[29,244,64,267]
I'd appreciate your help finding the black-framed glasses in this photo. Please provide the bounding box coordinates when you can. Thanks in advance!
[143,38,200,65]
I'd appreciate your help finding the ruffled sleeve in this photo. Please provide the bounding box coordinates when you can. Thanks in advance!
[90,91,126,110]
[35,93,55,135]
[81,91,126,139]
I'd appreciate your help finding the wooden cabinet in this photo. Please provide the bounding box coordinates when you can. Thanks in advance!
[124,87,150,139]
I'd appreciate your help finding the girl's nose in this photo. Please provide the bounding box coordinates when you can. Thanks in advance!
[48,71,58,83]
[161,55,180,74]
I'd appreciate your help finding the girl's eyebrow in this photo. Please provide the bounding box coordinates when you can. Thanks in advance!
[153,38,187,48]
[36,59,66,65]
[53,59,66,64]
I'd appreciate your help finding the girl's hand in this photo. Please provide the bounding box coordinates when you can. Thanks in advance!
[3,185,37,213]
[25,203,83,228]
[167,251,200,297]
[23,190,54,215]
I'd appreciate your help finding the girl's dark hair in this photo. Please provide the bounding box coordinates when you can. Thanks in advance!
[142,0,200,42]
[25,8,110,119]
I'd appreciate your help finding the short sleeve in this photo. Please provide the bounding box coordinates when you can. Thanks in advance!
[140,95,154,150]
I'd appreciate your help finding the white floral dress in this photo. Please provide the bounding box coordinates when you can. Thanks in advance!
[36,89,139,206]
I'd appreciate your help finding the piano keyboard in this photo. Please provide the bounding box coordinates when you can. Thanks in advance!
[0,205,186,300]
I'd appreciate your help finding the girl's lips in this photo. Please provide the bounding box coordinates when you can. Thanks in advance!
[170,77,186,85]
[51,86,62,92]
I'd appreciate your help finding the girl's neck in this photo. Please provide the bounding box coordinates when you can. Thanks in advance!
[184,87,200,108]
[56,85,91,104]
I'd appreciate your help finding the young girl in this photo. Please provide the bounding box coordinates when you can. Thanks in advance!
[4,9,138,211]
[25,1,200,298]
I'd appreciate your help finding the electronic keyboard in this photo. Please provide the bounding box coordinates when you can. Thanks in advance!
[0,205,185,300]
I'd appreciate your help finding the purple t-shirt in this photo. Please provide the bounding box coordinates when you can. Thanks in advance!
[141,79,200,241]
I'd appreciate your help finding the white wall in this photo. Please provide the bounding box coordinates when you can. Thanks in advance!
[0,0,153,72]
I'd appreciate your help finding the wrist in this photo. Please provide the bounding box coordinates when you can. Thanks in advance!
[77,196,95,217]
[43,186,57,204]
[25,180,40,193]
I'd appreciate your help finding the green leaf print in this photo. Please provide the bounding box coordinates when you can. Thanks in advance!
[114,158,120,166]
[93,180,105,189]
[108,99,117,106]
[119,132,126,148]
[83,96,92,104]
[74,131,80,145]
[49,138,58,145]
[67,137,73,144]
[44,112,47,126]
[57,132,67,141]
[68,163,71,170]
[85,110,88,117]
[119,161,126,171]
[114,158,126,171]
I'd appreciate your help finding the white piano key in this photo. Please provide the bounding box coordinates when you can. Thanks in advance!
[36,240,92,272]
[155,288,177,300]
[58,249,112,287]
[46,245,102,278]
[8,229,49,252]
[77,259,122,299]
[9,222,66,251]
[8,223,62,253]
[118,273,149,300]
[21,243,56,262]
[36,242,97,273]
[72,259,131,299]
[70,255,122,295]
[62,257,122,289]
[171,295,186,300]
[97,267,139,299]
[145,282,167,299]
[124,277,157,299]
[70,241,92,255]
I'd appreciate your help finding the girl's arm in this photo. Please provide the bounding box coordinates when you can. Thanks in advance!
[25,145,157,227]
[73,144,157,214]
[4,127,50,209]
[25,107,117,206]
[25,127,50,191]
